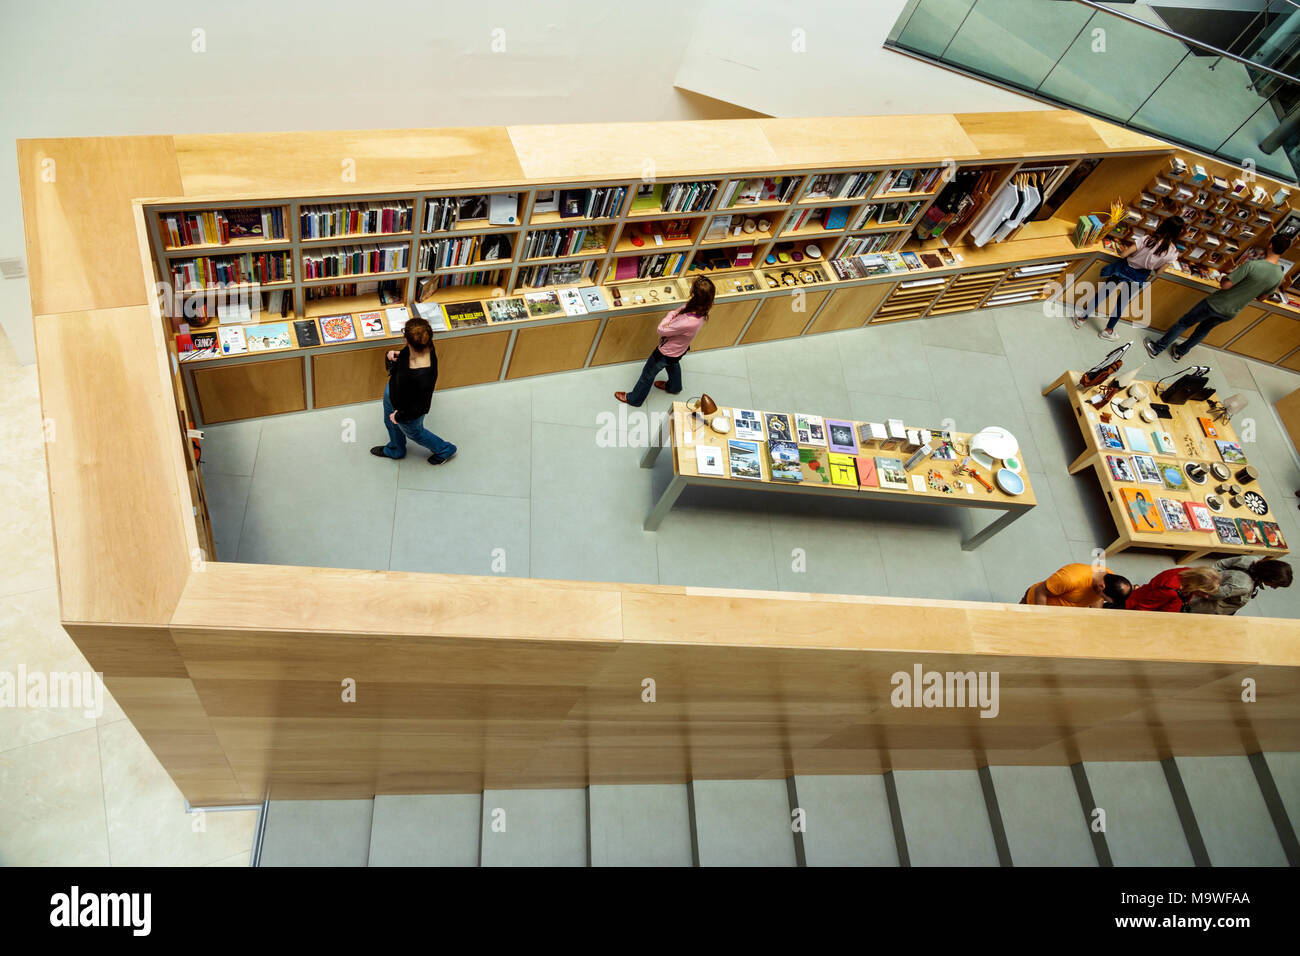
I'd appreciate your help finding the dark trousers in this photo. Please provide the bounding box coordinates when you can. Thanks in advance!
[626,348,682,406]
[1151,299,1233,354]
[1097,261,1151,332]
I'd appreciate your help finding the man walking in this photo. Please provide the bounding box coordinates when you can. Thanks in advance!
[1145,234,1289,361]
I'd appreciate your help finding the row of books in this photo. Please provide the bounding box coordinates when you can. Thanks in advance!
[424,269,502,291]
[721,176,802,208]
[837,233,894,258]
[556,186,627,220]
[179,307,414,361]
[171,252,290,289]
[303,280,404,305]
[520,227,606,259]
[851,200,923,230]
[299,202,412,239]
[785,205,851,232]
[517,260,593,288]
[302,244,409,279]
[879,167,943,194]
[422,193,520,231]
[611,252,686,280]
[160,207,285,248]
[805,171,880,201]
[1072,214,1111,247]
[418,234,512,271]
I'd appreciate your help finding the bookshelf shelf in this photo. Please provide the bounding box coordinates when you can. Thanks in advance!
[299,231,414,245]
[301,269,408,284]
[163,237,290,255]
[528,211,620,228]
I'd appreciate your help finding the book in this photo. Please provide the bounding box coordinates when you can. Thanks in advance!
[1157,497,1192,531]
[358,311,387,338]
[581,287,609,312]
[218,325,247,355]
[558,289,588,316]
[1216,440,1247,464]
[795,414,826,446]
[1097,423,1124,450]
[488,193,519,225]
[1106,455,1135,483]
[1214,515,1243,544]
[485,297,528,323]
[855,456,878,488]
[827,452,858,487]
[901,251,923,271]
[1260,521,1286,549]
[413,301,448,331]
[1119,487,1163,532]
[1237,518,1264,546]
[799,447,831,484]
[1159,462,1188,491]
[695,444,725,477]
[875,457,907,490]
[768,440,802,482]
[292,320,320,347]
[244,321,291,352]
[728,440,763,480]
[385,306,410,333]
[180,331,219,361]
[1151,431,1176,455]
[1131,454,1162,484]
[1123,427,1151,454]
[176,333,193,353]
[319,314,357,343]
[524,291,563,318]
[826,420,858,454]
[1184,501,1215,532]
[445,302,488,328]
[1197,416,1219,438]
[732,408,765,442]
[764,413,795,443]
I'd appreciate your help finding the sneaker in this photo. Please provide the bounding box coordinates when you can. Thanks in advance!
[1098,328,1118,341]
[1143,339,1161,359]
[1170,345,1186,362]
[1071,314,1088,330]
[370,446,397,459]
[428,449,458,465]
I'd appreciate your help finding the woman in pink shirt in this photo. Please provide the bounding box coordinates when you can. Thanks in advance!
[616,276,714,407]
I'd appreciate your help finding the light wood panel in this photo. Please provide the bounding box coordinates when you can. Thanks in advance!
[959,110,1111,160]
[805,283,890,333]
[759,114,980,168]
[1278,386,1300,453]
[505,319,600,379]
[689,299,755,350]
[17,136,183,314]
[433,330,511,388]
[1203,304,1267,348]
[589,309,663,366]
[1138,276,1210,332]
[741,291,827,343]
[1224,311,1300,363]
[1282,349,1300,373]
[311,346,389,409]
[193,357,306,424]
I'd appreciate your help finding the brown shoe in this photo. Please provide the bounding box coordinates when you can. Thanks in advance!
[614,391,630,404]
[653,381,668,391]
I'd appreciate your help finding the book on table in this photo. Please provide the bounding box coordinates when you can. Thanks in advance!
[292,320,320,347]
[245,322,291,351]
[827,452,858,487]
[218,325,247,354]
[319,315,357,343]
[875,457,907,490]
[728,440,763,480]
[358,311,387,338]
[799,447,831,484]
[764,413,795,443]
[732,408,765,442]
[826,420,858,454]
[695,444,725,477]
[768,440,802,482]
[795,414,826,446]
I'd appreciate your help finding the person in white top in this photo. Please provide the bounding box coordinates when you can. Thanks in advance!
[1074,216,1183,341]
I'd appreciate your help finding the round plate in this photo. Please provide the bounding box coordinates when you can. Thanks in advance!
[805,243,822,259]
[1140,407,1156,423]
[995,468,1024,496]
[1243,491,1268,516]
[972,426,1019,459]
[709,414,731,435]
[1183,462,1208,484]
[1205,494,1223,513]
[1109,400,1134,419]
[1002,456,1023,474]
[1210,462,1231,481]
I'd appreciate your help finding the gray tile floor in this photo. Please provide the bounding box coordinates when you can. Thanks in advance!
[201,302,1300,618]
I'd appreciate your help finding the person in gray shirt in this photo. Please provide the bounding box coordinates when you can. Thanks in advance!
[1186,556,1292,615]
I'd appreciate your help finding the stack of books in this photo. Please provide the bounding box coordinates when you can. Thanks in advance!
[299,201,412,239]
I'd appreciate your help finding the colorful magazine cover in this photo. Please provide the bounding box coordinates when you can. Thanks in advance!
[768,440,802,482]
[727,440,763,480]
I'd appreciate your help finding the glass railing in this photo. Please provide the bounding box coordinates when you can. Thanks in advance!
[887,0,1300,183]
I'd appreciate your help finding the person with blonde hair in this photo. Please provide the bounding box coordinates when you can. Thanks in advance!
[1125,566,1220,613]
[1187,557,1292,615]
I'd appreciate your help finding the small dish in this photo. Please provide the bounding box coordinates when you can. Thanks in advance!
[995,468,1024,496]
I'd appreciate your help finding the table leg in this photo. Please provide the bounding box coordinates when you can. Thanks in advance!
[1176,549,1212,564]
[961,505,1028,551]
[639,413,672,469]
[1068,448,1098,475]
[644,474,688,531]
[1041,371,1070,396]
[1103,536,1129,557]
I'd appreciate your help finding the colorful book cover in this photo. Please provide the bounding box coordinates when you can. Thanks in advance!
[727,440,763,480]
[826,420,858,454]
[581,287,608,312]
[795,414,827,446]
[218,325,247,355]
[827,452,858,487]
[855,456,878,488]
[1237,518,1264,546]
[1123,427,1151,453]
[319,314,357,343]
[799,447,831,484]
[875,457,907,490]
[244,322,291,352]
[764,413,795,444]
[732,408,765,442]
[1260,521,1286,549]
[524,291,563,318]
[1106,455,1135,483]
[358,311,387,338]
[558,288,588,316]
[1159,462,1188,491]
[445,302,488,328]
[1131,454,1162,484]
[1157,497,1192,531]
[1184,501,1215,533]
[1214,515,1243,544]
[1216,440,1248,464]
[768,439,802,482]
[695,444,725,477]
[291,320,320,347]
[1119,487,1164,533]
[486,297,529,323]
[1151,431,1176,455]
[1198,416,1219,438]
[1098,423,1124,450]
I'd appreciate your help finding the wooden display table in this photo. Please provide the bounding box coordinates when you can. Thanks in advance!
[1044,370,1289,562]
[639,402,1036,544]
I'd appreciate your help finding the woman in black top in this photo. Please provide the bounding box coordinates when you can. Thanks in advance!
[370,317,458,464]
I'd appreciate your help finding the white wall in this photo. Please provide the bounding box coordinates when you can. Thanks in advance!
[1,0,1031,363]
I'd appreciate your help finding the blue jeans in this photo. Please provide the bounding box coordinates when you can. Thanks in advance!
[1097,261,1151,332]
[626,348,683,407]
[381,384,456,459]
[1150,299,1232,355]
